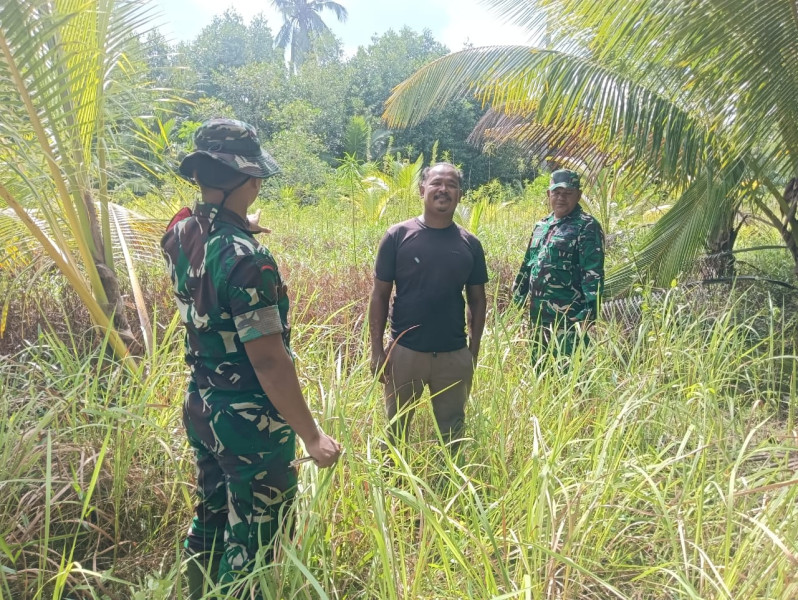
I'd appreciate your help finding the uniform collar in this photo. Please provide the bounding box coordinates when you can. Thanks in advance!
[193,202,251,233]
[548,204,582,223]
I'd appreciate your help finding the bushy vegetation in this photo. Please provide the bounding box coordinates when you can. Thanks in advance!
[3,1,798,598]
[2,199,798,599]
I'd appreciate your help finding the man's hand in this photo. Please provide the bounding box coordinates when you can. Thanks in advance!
[371,348,388,383]
[247,209,272,234]
[468,340,480,364]
[303,428,343,468]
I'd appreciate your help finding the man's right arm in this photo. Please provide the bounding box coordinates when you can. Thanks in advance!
[244,334,341,467]
[369,278,393,383]
[230,254,340,467]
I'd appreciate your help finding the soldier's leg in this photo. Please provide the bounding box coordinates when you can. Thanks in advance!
[384,344,429,447]
[183,447,225,599]
[204,398,298,592]
[185,541,221,600]
[428,347,473,455]
[554,324,589,359]
[216,441,297,589]
[530,325,554,371]
[183,390,226,598]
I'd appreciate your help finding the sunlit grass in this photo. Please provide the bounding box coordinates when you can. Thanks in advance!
[1,201,797,599]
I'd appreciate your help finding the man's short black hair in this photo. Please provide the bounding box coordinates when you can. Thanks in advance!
[421,162,463,189]
[192,154,251,191]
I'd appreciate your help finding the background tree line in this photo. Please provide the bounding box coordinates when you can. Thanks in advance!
[4,0,796,363]
[136,9,535,203]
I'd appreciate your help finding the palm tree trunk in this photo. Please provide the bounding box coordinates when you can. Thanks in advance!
[781,177,798,277]
[702,206,739,278]
[95,260,140,355]
[83,189,140,355]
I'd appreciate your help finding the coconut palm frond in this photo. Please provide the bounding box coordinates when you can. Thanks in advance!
[108,204,167,268]
[0,209,46,269]
[0,0,159,361]
[469,109,615,173]
[385,46,714,190]
[317,1,348,23]
[606,159,747,295]
[0,203,165,271]
[271,0,348,69]
[524,0,798,162]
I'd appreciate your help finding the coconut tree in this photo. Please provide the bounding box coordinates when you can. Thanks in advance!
[0,0,157,362]
[383,0,798,293]
[272,0,348,71]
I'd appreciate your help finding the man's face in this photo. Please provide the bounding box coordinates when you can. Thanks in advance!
[420,165,462,217]
[547,186,581,218]
[231,176,261,210]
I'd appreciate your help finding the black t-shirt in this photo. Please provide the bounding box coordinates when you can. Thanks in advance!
[375,217,488,352]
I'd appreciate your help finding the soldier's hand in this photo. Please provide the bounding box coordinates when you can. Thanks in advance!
[371,349,388,383]
[247,209,272,234]
[304,430,343,468]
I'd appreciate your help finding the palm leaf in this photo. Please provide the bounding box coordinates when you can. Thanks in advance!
[316,1,348,23]
[0,201,165,349]
[606,159,747,295]
[469,108,615,172]
[504,0,798,169]
[385,46,715,191]
[0,0,158,361]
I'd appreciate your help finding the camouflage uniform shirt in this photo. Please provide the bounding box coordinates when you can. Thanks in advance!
[161,203,290,401]
[512,205,605,324]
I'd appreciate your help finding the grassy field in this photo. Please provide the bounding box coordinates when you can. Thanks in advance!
[1,198,798,599]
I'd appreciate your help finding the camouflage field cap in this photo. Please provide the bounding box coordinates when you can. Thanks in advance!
[179,118,281,180]
[548,169,581,191]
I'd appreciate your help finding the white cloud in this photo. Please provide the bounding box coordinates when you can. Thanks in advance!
[152,0,280,43]
[152,0,540,51]
[438,1,536,51]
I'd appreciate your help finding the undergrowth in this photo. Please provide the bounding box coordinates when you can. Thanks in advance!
[1,201,797,599]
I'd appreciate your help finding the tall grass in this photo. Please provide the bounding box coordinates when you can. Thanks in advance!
[1,201,797,599]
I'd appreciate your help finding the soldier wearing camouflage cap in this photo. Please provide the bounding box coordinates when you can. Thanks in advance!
[512,168,605,363]
[161,118,342,598]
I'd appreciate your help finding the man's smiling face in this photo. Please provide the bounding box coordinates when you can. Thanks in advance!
[421,164,462,217]
[547,186,581,219]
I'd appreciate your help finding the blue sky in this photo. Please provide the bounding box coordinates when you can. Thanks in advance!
[152,0,537,54]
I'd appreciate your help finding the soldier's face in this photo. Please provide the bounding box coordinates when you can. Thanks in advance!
[420,165,462,216]
[548,187,580,218]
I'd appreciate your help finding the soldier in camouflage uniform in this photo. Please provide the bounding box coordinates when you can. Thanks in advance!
[161,118,342,598]
[512,169,605,362]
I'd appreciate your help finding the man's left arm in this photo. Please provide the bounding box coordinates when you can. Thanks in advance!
[572,219,605,322]
[466,284,487,361]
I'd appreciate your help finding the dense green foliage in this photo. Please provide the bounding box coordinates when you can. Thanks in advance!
[3,2,798,598]
[385,0,798,289]
[138,11,535,194]
[2,200,798,599]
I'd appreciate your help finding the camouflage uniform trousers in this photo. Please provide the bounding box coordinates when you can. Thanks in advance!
[529,319,590,369]
[183,386,297,589]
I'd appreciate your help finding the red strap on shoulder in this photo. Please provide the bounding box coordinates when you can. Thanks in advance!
[166,207,192,232]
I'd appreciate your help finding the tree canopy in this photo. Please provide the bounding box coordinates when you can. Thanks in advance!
[384,0,798,291]
[272,0,348,71]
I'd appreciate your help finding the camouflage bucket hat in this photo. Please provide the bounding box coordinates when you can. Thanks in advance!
[178,118,281,180]
[548,169,581,191]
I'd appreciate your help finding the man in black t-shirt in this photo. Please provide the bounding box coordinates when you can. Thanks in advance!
[369,162,488,453]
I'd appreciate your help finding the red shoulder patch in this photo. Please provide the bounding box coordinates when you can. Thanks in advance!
[166,207,193,232]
